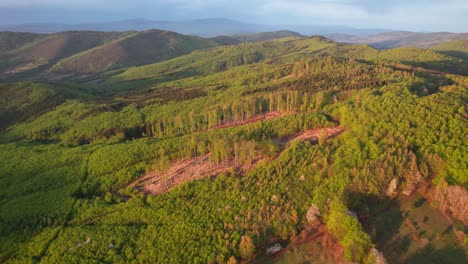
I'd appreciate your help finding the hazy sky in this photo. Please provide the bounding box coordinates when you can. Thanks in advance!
[0,0,467,32]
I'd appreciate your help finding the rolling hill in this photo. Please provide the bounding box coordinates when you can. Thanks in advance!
[0,32,45,53]
[2,29,466,81]
[108,36,467,88]
[49,30,219,75]
[0,31,132,76]
[110,36,349,81]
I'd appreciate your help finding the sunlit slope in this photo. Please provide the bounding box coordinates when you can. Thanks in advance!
[50,30,219,74]
[110,36,467,86]
[110,36,361,82]
[0,31,131,75]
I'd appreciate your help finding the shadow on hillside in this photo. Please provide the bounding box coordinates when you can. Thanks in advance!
[382,62,459,96]
[359,58,459,97]
[437,50,468,61]
[405,244,468,264]
[402,60,468,76]
[344,192,405,246]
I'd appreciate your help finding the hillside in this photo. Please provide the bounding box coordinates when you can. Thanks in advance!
[377,46,468,74]
[49,30,219,75]
[107,36,353,84]
[0,82,93,132]
[0,32,45,53]
[0,31,132,76]
[0,31,466,264]
[105,37,466,91]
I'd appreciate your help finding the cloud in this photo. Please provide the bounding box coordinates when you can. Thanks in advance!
[260,1,369,21]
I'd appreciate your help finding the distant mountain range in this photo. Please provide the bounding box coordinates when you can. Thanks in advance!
[0,18,389,36]
[326,31,468,49]
[1,18,467,50]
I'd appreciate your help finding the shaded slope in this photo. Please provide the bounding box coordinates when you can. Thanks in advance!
[431,40,468,60]
[0,82,91,131]
[50,29,219,74]
[0,32,45,53]
[378,47,468,74]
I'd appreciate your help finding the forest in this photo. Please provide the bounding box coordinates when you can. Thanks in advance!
[0,33,466,264]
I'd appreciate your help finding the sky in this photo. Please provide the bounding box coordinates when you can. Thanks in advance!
[0,0,467,32]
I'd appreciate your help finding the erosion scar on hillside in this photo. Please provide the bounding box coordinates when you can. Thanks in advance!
[133,126,343,195]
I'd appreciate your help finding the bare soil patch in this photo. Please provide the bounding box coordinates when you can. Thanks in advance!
[294,126,343,141]
[256,224,346,264]
[133,125,343,195]
[132,154,264,195]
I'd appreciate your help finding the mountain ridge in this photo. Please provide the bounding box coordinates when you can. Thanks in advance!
[0,18,391,36]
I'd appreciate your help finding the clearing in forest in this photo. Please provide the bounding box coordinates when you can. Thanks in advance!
[133,125,343,195]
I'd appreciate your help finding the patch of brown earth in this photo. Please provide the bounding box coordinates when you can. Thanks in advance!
[294,126,343,141]
[276,126,344,146]
[133,125,343,195]
[133,154,264,195]
[298,225,347,263]
[261,224,347,264]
